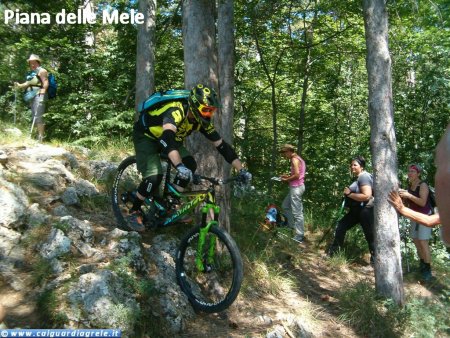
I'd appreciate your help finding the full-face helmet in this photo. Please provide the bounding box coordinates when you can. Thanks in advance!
[188,84,219,127]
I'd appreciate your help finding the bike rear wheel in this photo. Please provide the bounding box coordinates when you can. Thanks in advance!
[175,225,243,313]
[111,156,143,230]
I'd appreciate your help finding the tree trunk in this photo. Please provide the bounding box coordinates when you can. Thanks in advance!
[135,0,157,122]
[183,0,219,173]
[297,14,314,154]
[182,0,222,214]
[217,0,235,233]
[363,0,404,306]
[252,33,283,194]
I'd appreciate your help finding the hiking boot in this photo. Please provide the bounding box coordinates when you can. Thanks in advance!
[292,235,304,243]
[419,259,426,273]
[126,211,145,232]
[421,264,432,282]
[327,244,339,257]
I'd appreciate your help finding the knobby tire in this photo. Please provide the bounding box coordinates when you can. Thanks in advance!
[111,156,139,231]
[175,225,244,313]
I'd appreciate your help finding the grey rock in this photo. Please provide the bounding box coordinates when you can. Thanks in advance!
[23,172,57,190]
[88,160,117,182]
[61,187,80,206]
[0,177,29,228]
[74,179,99,197]
[40,228,71,260]
[67,270,139,337]
[26,203,49,227]
[4,128,22,137]
[59,216,93,243]
[53,205,70,217]
[0,226,25,290]
[146,234,195,333]
[63,152,79,169]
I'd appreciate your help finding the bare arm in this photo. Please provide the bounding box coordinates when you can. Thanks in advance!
[388,190,440,227]
[399,183,429,207]
[343,184,372,202]
[281,157,300,182]
[38,68,49,94]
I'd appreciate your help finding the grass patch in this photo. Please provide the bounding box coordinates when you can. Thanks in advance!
[36,290,69,328]
[338,281,409,337]
[108,254,155,299]
[404,295,449,337]
[31,258,54,286]
[338,280,449,337]
[244,258,296,296]
[79,194,111,212]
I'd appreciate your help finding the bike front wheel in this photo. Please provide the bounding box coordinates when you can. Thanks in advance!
[175,225,244,313]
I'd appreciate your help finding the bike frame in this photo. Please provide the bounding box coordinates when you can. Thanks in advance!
[148,161,225,272]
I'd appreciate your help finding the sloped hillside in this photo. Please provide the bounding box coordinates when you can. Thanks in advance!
[0,135,448,338]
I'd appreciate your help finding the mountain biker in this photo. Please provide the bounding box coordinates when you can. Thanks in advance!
[128,83,252,232]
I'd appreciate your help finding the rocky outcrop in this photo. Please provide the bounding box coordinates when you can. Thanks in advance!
[0,143,194,336]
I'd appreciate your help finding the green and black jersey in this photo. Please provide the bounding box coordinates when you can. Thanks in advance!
[137,100,221,144]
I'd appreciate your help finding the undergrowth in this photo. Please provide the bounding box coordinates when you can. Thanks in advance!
[232,194,450,337]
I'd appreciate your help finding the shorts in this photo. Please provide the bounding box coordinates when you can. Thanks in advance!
[410,221,432,240]
[31,94,47,124]
[133,127,190,178]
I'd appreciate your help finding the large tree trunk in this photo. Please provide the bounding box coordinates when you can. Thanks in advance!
[217,0,235,232]
[135,0,157,122]
[363,0,404,306]
[183,0,218,174]
[182,0,221,189]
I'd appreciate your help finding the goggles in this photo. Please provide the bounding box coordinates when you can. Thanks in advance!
[191,96,217,118]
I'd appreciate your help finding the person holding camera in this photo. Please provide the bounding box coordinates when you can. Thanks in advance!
[279,144,306,243]
[327,156,375,264]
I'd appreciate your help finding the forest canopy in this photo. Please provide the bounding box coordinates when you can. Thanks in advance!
[0,0,448,211]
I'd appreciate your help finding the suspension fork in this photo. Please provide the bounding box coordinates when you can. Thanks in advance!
[195,203,221,272]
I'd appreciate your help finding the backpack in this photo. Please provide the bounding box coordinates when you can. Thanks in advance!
[25,68,57,99]
[428,185,437,212]
[138,89,190,114]
[264,204,287,227]
[419,181,437,214]
[47,73,57,99]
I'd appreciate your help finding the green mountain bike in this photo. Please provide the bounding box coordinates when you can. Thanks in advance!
[111,155,244,313]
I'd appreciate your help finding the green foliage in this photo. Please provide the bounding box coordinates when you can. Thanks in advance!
[338,281,409,337]
[36,290,69,328]
[338,279,449,338]
[108,254,155,299]
[404,295,449,337]
[54,220,70,234]
[31,257,54,287]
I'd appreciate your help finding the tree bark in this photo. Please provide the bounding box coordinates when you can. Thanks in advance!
[217,0,235,232]
[135,0,157,122]
[183,0,219,172]
[182,0,222,222]
[363,0,404,306]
